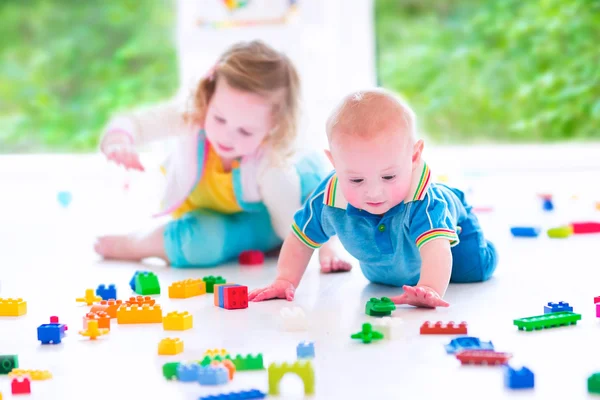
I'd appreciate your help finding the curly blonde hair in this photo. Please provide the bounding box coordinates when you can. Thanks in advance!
[185,40,300,162]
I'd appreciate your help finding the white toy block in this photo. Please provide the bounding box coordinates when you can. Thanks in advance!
[372,317,403,339]
[280,306,308,331]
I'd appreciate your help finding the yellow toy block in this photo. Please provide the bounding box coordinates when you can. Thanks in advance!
[163,311,193,331]
[76,289,102,306]
[158,338,183,355]
[204,348,229,357]
[0,298,27,316]
[168,279,206,299]
[117,304,163,324]
[79,320,109,340]
[9,369,52,380]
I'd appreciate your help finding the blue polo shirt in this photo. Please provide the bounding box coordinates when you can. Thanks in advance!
[291,161,468,286]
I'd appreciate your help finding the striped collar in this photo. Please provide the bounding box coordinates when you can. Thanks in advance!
[323,161,432,210]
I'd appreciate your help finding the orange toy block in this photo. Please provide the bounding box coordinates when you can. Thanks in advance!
[90,300,123,318]
[117,304,163,324]
[420,321,468,335]
[168,279,206,299]
[75,289,102,306]
[158,338,184,355]
[83,311,111,329]
[211,359,236,380]
[125,295,155,307]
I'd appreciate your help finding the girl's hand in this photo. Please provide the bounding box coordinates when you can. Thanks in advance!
[248,279,296,302]
[390,285,450,308]
[101,132,145,171]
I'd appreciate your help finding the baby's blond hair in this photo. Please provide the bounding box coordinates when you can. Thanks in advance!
[185,40,300,162]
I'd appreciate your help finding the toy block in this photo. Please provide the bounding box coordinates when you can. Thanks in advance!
[214,284,238,307]
[125,295,155,307]
[134,271,160,295]
[9,369,52,380]
[0,355,18,374]
[589,373,600,394]
[168,279,206,299]
[365,297,396,317]
[510,226,540,237]
[445,337,494,354]
[158,338,183,355]
[268,361,315,396]
[513,311,581,331]
[11,376,30,395]
[505,365,534,389]
[117,304,163,324]
[544,301,573,314]
[420,321,468,335]
[204,348,229,357]
[79,319,109,340]
[90,300,123,318]
[199,389,267,400]
[75,289,102,306]
[83,311,111,330]
[209,359,236,380]
[456,350,512,365]
[95,284,116,301]
[231,354,264,371]
[224,285,248,310]
[198,365,229,385]
[162,362,180,380]
[595,296,600,305]
[572,221,600,234]
[0,298,27,316]
[547,225,573,238]
[163,311,193,330]
[239,250,265,265]
[177,363,201,382]
[37,323,66,344]
[129,270,145,291]
[296,341,315,359]
[203,275,226,293]
[372,317,403,340]
[49,316,67,330]
[199,354,233,366]
[280,306,308,331]
[597,303,600,318]
[351,323,384,344]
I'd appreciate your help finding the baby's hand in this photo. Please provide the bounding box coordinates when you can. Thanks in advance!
[248,279,296,302]
[101,132,145,171]
[390,285,450,308]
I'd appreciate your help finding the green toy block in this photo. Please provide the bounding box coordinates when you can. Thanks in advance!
[268,361,314,396]
[589,373,600,394]
[231,354,265,371]
[134,272,160,295]
[513,311,581,331]
[199,354,233,366]
[162,362,180,380]
[547,225,573,239]
[0,355,18,374]
[351,323,384,344]
[365,297,396,317]
[203,275,226,293]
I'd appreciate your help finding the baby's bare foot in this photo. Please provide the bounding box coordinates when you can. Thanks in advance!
[319,241,352,273]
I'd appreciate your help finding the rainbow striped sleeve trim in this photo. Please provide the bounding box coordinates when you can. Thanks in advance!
[324,175,338,207]
[292,223,322,249]
[415,229,459,249]
[412,164,432,201]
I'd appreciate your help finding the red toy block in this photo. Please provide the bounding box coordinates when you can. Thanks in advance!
[572,222,600,234]
[223,285,248,310]
[83,311,111,329]
[125,295,155,307]
[420,321,468,335]
[456,350,512,365]
[239,250,264,266]
[595,296,600,305]
[11,376,31,394]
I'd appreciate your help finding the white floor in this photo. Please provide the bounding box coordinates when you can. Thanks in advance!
[1,149,600,400]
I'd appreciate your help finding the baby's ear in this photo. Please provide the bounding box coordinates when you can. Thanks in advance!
[324,149,334,167]
[412,140,424,165]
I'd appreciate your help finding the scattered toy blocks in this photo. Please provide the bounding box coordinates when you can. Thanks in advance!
[372,317,403,340]
[230,354,264,371]
[513,311,581,331]
[589,373,600,395]
[90,300,123,318]
[162,362,180,380]
[163,311,193,330]
[544,301,573,314]
[158,338,183,355]
[420,321,468,335]
[365,297,396,317]
[268,361,314,396]
[204,348,229,357]
[505,366,534,389]
[168,279,206,299]
[297,341,315,359]
[280,307,308,331]
[11,376,30,395]
[351,323,384,344]
[0,355,18,374]
[177,363,201,382]
[124,295,155,307]
[96,284,116,301]
[199,389,266,400]
[37,322,67,345]
[445,337,494,354]
[0,298,27,316]
[198,365,229,385]
[83,311,111,330]
[9,369,52,380]
[203,276,226,293]
[134,271,160,295]
[510,227,540,238]
[75,289,102,306]
[79,319,109,340]
[117,304,163,324]
[239,250,265,265]
[456,350,512,365]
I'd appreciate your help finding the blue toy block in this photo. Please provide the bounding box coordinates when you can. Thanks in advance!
[510,227,540,238]
[129,270,145,291]
[199,389,267,400]
[544,301,573,314]
[504,365,534,389]
[96,284,117,301]
[445,336,494,354]
[198,365,229,386]
[37,323,66,345]
[177,363,201,382]
[218,284,240,308]
[542,199,554,211]
[296,341,315,359]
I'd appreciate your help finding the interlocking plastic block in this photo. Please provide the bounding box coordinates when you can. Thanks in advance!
[513,311,581,331]
[547,226,573,239]
[117,304,163,324]
[9,369,52,380]
[79,319,109,340]
[204,348,229,357]
[510,227,540,238]
[588,372,600,395]
[596,304,600,318]
[37,323,67,344]
[224,285,248,310]
[544,301,573,314]
[280,307,308,331]
[214,284,238,307]
[296,341,315,359]
[11,376,30,395]
[203,276,226,293]
[505,366,534,389]
[75,289,102,306]
[0,298,27,316]
[158,338,183,355]
[198,365,229,385]
[96,284,116,301]
[168,279,206,299]
[239,250,265,265]
[134,272,160,295]
[208,359,236,380]
[90,300,123,318]
[445,337,494,354]
[199,355,233,367]
[125,295,155,307]
[0,355,18,374]
[595,296,600,305]
[572,222,600,234]
[129,270,145,291]
[420,321,468,334]
[456,350,512,365]
[199,389,267,400]
[231,354,264,371]
[351,323,384,344]
[162,362,180,380]
[83,311,111,329]
[177,363,201,382]
[365,297,396,317]
[163,311,193,330]
[372,317,403,339]
[542,198,554,211]
[268,361,315,396]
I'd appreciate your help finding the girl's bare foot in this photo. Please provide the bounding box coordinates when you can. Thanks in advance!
[318,238,352,273]
[94,225,167,262]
